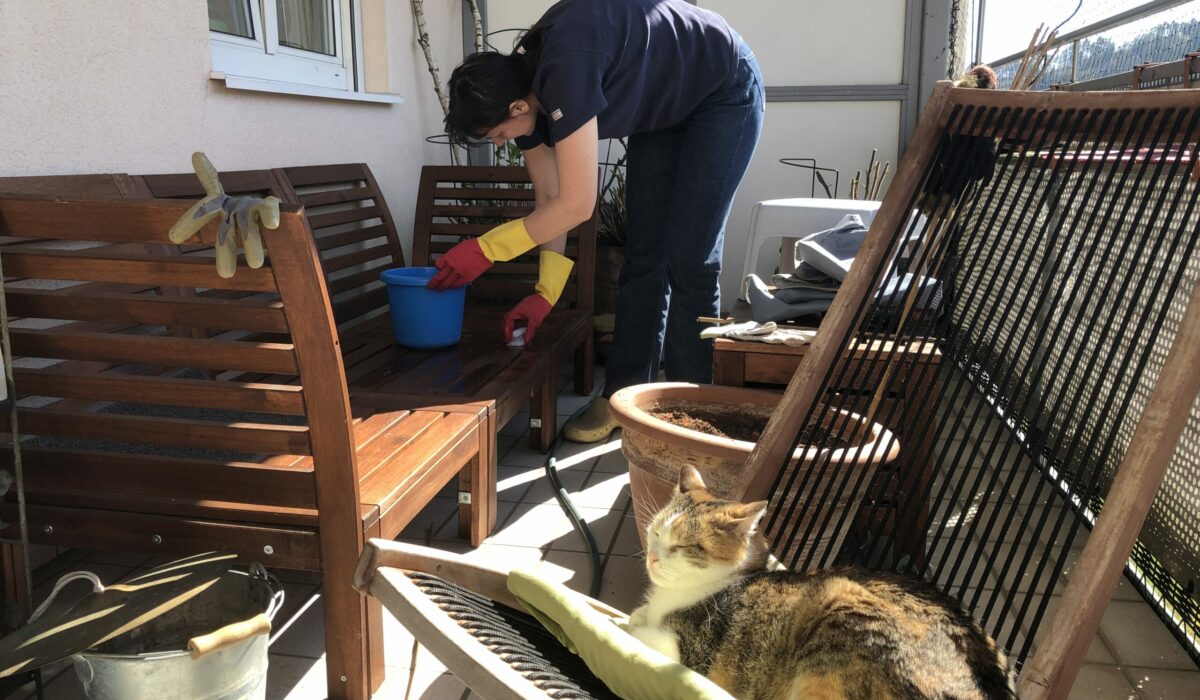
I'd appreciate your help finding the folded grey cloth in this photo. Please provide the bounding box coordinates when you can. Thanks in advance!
[746,270,942,324]
[770,262,841,292]
[795,214,869,281]
[745,274,833,323]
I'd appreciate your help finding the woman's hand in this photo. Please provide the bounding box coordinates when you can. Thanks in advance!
[428,238,492,290]
[504,294,553,343]
[428,218,539,290]
[503,249,574,343]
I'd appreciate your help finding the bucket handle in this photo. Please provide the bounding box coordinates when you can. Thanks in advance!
[29,571,105,624]
[186,565,283,660]
[187,613,272,659]
[251,563,285,622]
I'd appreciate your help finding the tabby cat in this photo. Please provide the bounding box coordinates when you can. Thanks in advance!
[626,466,1015,700]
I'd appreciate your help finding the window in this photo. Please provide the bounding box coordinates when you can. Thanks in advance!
[208,0,399,102]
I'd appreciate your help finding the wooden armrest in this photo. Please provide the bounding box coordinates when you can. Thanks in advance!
[354,539,627,619]
[355,538,519,609]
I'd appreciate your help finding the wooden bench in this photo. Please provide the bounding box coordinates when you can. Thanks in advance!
[136,163,597,452]
[0,193,494,700]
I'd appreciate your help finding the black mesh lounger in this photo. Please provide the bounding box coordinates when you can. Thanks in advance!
[354,539,624,700]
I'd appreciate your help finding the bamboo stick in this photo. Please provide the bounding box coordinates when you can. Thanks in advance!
[465,0,483,53]
[410,0,449,117]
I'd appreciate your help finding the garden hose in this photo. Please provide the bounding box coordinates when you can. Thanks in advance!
[544,381,607,598]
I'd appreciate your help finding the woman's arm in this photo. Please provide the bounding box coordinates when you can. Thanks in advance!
[521,144,567,255]
[427,120,597,291]
[522,117,598,248]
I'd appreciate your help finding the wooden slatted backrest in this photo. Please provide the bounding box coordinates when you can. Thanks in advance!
[0,195,359,526]
[410,165,597,312]
[0,174,138,197]
[275,164,406,333]
[138,168,289,200]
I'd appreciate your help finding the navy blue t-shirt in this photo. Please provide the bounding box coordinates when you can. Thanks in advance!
[513,0,740,150]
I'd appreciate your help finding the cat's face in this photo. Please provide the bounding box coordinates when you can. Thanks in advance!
[644,466,768,589]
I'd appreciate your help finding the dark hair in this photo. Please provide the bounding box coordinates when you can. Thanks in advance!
[444,28,545,144]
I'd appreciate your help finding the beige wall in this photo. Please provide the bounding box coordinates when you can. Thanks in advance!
[0,0,465,256]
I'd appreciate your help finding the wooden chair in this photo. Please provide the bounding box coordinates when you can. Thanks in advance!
[0,194,494,700]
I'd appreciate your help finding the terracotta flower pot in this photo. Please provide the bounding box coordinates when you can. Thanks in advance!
[609,383,900,567]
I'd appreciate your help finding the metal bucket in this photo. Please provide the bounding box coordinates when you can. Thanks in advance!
[68,565,283,700]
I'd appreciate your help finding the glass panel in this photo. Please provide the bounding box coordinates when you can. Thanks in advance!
[276,0,337,56]
[208,0,254,39]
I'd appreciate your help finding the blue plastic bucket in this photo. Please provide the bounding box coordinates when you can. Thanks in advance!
[380,267,467,348]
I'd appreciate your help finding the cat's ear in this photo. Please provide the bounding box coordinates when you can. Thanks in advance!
[678,465,706,493]
[727,500,768,534]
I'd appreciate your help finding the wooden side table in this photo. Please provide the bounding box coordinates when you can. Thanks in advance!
[713,337,942,568]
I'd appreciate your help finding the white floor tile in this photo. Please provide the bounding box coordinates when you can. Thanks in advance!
[609,511,645,558]
[266,653,326,700]
[269,595,326,659]
[593,441,631,474]
[487,503,622,555]
[573,471,632,512]
[1062,663,1138,700]
[1125,666,1200,699]
[521,468,591,507]
[1100,600,1197,670]
[496,466,538,503]
[598,555,649,613]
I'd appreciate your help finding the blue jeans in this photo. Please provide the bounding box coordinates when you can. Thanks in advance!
[604,40,765,397]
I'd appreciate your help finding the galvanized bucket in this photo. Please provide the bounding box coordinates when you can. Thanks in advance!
[64,565,283,700]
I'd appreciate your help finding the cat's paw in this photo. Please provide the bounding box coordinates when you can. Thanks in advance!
[627,605,649,628]
[629,625,681,662]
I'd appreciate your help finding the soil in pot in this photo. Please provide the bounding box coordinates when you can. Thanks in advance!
[648,402,853,447]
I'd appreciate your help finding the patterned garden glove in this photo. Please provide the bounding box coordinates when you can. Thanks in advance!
[428,218,537,290]
[168,152,280,279]
[503,250,574,343]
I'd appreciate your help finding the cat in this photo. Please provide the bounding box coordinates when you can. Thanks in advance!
[626,465,1015,700]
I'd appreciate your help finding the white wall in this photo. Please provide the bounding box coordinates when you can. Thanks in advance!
[700,0,907,303]
[0,0,464,256]
[706,0,906,86]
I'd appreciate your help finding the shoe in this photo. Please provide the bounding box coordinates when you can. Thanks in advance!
[563,397,619,443]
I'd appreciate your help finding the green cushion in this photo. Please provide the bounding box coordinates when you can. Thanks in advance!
[507,569,734,700]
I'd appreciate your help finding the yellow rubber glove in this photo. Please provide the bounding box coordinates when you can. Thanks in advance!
[535,249,575,305]
[504,250,574,343]
[428,218,539,290]
[477,218,538,262]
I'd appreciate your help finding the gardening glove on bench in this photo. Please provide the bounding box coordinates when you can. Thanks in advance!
[428,218,537,290]
[168,152,280,279]
[504,250,574,344]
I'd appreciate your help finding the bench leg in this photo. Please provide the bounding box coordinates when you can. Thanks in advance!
[364,521,387,695]
[458,420,497,546]
[322,557,375,700]
[574,335,594,395]
[0,545,29,635]
[530,356,558,452]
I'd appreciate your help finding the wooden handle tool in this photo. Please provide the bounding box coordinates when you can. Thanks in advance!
[187,613,271,659]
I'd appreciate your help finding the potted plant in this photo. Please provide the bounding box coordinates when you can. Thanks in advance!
[609,382,900,568]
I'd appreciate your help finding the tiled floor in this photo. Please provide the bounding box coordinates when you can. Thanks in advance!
[11,362,1200,699]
